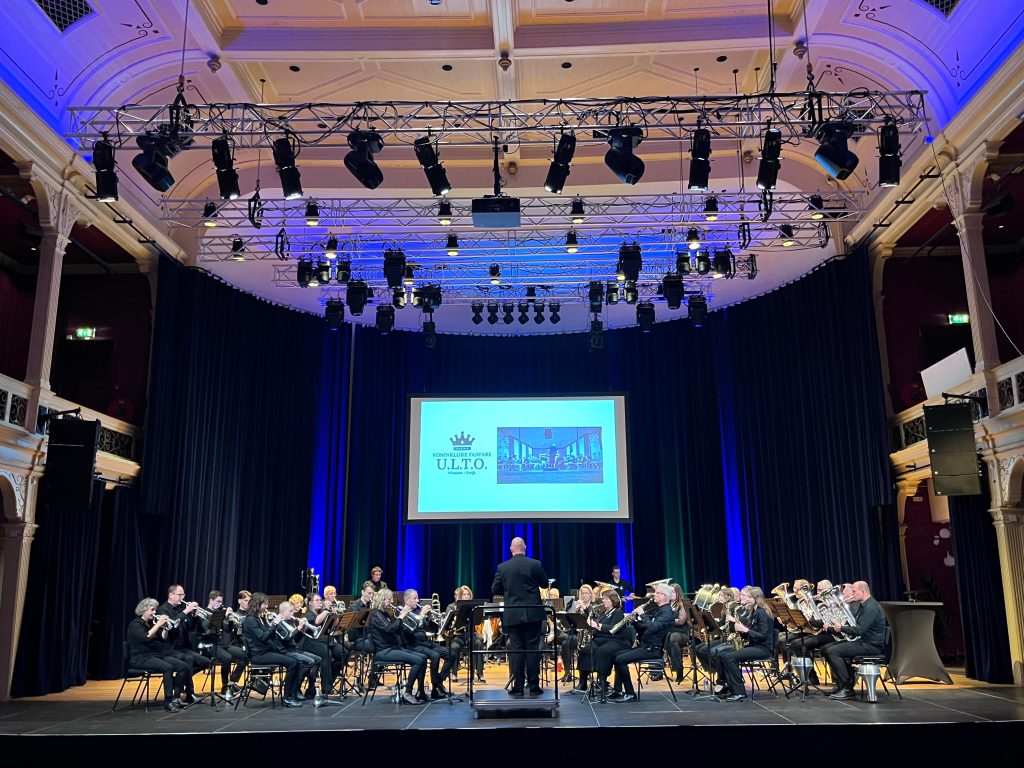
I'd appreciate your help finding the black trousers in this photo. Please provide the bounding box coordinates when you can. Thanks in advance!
[788,632,835,657]
[213,644,246,685]
[665,630,689,674]
[718,645,772,695]
[130,654,193,700]
[824,639,881,689]
[251,651,306,699]
[407,642,452,688]
[374,648,428,693]
[450,633,484,677]
[300,637,334,693]
[695,640,732,681]
[505,620,544,691]
[612,646,662,695]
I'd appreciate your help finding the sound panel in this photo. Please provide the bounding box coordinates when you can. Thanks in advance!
[924,404,981,496]
[42,418,100,509]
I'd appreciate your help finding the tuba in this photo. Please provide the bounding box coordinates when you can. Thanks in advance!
[770,582,799,609]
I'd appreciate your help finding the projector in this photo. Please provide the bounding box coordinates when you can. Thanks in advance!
[471,196,521,228]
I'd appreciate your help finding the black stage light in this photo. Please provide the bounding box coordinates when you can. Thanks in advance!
[325,235,339,259]
[423,318,437,349]
[703,196,719,221]
[403,265,415,287]
[878,119,902,188]
[317,261,331,285]
[617,242,642,282]
[296,260,313,287]
[335,260,351,284]
[695,251,711,275]
[688,294,708,327]
[383,248,406,288]
[565,230,579,253]
[756,126,783,190]
[325,299,345,330]
[525,286,537,301]
[779,224,796,247]
[202,200,218,227]
[623,281,639,305]
[392,286,407,309]
[271,133,303,199]
[305,200,320,226]
[686,228,701,251]
[438,199,453,225]
[502,302,514,324]
[549,301,561,324]
[636,301,655,333]
[230,237,246,261]
[688,127,712,190]
[211,135,240,200]
[814,122,859,181]
[446,232,459,256]
[92,138,119,202]
[676,250,691,275]
[808,194,826,220]
[712,249,733,279]
[413,284,443,312]
[588,281,604,313]
[486,302,499,325]
[346,280,369,316]
[604,126,645,185]
[533,302,545,324]
[344,130,385,189]
[471,301,484,325]
[570,197,585,224]
[132,132,181,192]
[489,263,501,285]
[589,317,604,349]
[605,281,619,305]
[376,304,395,334]
[518,302,529,324]
[413,136,452,196]
[662,273,684,309]
[544,133,576,193]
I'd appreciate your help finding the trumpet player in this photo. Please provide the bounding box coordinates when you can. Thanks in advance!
[305,593,348,692]
[367,589,427,705]
[241,593,309,708]
[610,583,675,703]
[823,581,888,700]
[127,599,194,712]
[199,590,247,697]
[401,589,453,700]
[158,584,210,702]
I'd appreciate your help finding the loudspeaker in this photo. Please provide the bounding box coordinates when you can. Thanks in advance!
[923,404,981,496]
[42,418,100,508]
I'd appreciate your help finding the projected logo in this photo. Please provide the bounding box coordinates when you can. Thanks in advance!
[433,431,491,475]
[496,427,604,485]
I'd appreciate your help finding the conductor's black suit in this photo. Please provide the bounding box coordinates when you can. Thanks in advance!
[491,553,549,693]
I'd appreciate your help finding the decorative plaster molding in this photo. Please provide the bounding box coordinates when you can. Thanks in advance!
[0,468,26,521]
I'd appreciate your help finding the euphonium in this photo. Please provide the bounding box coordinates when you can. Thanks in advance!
[770,582,799,609]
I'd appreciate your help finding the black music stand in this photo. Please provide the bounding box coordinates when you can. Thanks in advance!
[688,608,726,702]
[456,600,487,700]
[337,609,370,693]
[202,609,229,708]
[557,612,589,698]
[779,606,826,701]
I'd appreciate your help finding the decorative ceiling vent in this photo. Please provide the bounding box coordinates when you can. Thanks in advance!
[917,0,961,18]
[34,0,94,33]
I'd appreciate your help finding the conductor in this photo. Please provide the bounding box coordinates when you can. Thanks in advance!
[491,537,549,696]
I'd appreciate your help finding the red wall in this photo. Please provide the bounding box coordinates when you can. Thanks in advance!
[0,267,34,381]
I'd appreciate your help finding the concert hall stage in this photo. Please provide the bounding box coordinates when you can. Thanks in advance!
[2,674,1022,755]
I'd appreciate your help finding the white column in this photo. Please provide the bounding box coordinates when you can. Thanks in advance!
[989,507,1024,685]
[0,520,38,700]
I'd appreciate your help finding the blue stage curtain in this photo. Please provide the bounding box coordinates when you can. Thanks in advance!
[949,481,1013,683]
[138,256,323,603]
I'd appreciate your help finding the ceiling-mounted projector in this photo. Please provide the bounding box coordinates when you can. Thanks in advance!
[471,195,521,227]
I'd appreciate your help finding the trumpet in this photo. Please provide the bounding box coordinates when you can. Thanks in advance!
[194,606,212,621]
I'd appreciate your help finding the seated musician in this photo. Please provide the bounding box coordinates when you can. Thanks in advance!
[346,581,376,652]
[198,589,247,697]
[446,585,486,684]
[610,583,675,703]
[323,585,341,611]
[368,566,389,592]
[288,593,306,615]
[302,593,346,700]
[400,589,453,700]
[241,592,311,708]
[273,601,325,703]
[665,582,691,684]
[694,587,734,690]
[823,581,888,699]
[717,586,776,701]
[560,584,595,684]
[157,584,210,703]
[367,589,427,705]
[126,598,194,712]
[578,589,631,696]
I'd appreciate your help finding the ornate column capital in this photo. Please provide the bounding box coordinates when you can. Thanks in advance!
[942,139,1003,222]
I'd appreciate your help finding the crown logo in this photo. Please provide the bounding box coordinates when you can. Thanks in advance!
[450,431,475,449]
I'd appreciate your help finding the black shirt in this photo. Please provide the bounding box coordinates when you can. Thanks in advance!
[635,602,675,649]
[491,553,549,627]
[156,600,195,650]
[127,617,165,658]
[607,579,633,599]
[367,609,404,652]
[242,614,279,655]
[844,597,887,648]
[738,606,774,652]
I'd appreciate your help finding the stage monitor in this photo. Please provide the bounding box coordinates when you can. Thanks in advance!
[406,395,631,523]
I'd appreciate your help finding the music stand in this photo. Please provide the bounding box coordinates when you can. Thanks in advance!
[778,606,826,700]
[336,609,370,693]
[557,612,589,697]
[202,608,229,708]
[688,608,726,702]
[457,600,487,700]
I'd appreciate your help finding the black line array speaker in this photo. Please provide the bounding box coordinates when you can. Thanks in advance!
[923,403,981,497]
[42,418,100,508]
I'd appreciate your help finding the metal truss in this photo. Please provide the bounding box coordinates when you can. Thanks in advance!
[172,191,865,235]
[67,91,929,151]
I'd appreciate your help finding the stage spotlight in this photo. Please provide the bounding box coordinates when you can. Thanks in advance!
[676,250,691,275]
[703,196,719,221]
[695,251,711,275]
[132,132,184,192]
[210,135,240,200]
[533,302,546,324]
[403,266,415,287]
[305,200,320,226]
[617,242,642,282]
[335,260,351,284]
[605,281,620,305]
[636,301,655,333]
[502,302,514,324]
[325,299,345,330]
[307,266,318,288]
[808,194,826,220]
[423,318,437,349]
[228,237,245,261]
[878,118,902,188]
[92,138,119,202]
[392,286,407,309]
[712,249,733,279]
[756,126,782,190]
[317,261,331,285]
[486,302,499,325]
[589,317,604,349]
[779,224,796,247]
[344,130,385,190]
[570,197,586,224]
[623,281,639,305]
[686,228,701,251]
[325,235,339,259]
[544,133,576,193]
[662,273,684,309]
[604,125,645,185]
[413,136,452,196]
[296,261,312,287]
[446,232,459,256]
[588,281,604,313]
[376,304,395,334]
[412,284,443,312]
[518,302,530,324]
[471,301,484,325]
[525,286,537,301]
[814,122,859,181]
[549,302,561,324]
[202,201,218,227]
[346,280,368,316]
[271,133,303,199]
[438,200,453,226]
[688,127,712,190]
[565,231,579,254]
[688,295,708,327]
[383,248,406,288]
[489,263,501,285]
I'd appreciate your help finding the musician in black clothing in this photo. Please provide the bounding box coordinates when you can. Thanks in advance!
[126,598,194,712]
[157,584,210,703]
[610,583,675,702]
[241,592,309,708]
[824,581,889,699]
[368,566,388,592]
[400,589,453,700]
[300,593,344,700]
[608,566,636,601]
[197,590,247,697]
[491,537,549,696]
[665,582,691,683]
[366,589,427,705]
[560,583,595,683]
[717,586,776,701]
[446,585,486,683]
[346,582,376,651]
[578,590,632,696]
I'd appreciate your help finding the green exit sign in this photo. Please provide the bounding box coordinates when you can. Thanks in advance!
[74,327,96,339]
[948,313,969,325]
